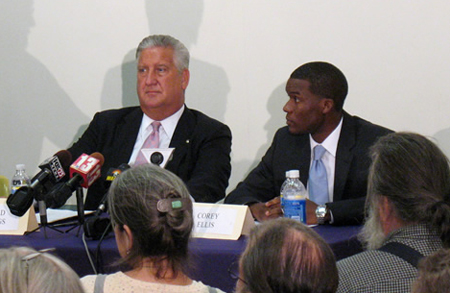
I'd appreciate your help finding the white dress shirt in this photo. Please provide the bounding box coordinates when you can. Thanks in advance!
[308,117,343,203]
[128,105,184,165]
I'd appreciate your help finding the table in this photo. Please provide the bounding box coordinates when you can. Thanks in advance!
[0,223,362,293]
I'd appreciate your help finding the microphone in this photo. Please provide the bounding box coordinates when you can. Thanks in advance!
[84,163,129,240]
[150,152,164,165]
[45,153,104,209]
[140,148,175,168]
[7,150,72,217]
[70,152,104,188]
[96,163,130,214]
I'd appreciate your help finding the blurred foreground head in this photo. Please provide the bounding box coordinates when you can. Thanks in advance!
[237,218,338,293]
[0,246,84,293]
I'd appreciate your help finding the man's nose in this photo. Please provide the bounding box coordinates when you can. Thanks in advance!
[145,71,157,85]
[283,101,292,113]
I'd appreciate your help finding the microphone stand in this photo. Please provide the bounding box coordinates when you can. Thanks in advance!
[65,186,85,236]
[25,189,64,238]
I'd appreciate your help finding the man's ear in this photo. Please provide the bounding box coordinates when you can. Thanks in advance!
[378,196,403,235]
[322,98,334,114]
[182,69,190,90]
[378,196,391,224]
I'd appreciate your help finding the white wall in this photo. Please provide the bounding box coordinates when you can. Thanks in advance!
[2,1,450,195]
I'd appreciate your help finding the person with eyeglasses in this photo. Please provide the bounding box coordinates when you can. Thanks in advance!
[0,246,84,293]
[234,218,338,293]
[81,163,224,293]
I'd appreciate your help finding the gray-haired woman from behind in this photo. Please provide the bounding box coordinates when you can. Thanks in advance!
[0,246,84,293]
[81,163,223,293]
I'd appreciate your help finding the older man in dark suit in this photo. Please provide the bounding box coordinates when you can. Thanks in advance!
[225,61,392,225]
[68,35,231,210]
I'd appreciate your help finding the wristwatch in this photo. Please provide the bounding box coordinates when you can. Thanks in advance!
[315,205,329,225]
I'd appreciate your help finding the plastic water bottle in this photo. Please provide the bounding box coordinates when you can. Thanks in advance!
[280,170,290,208]
[11,164,30,194]
[281,170,308,223]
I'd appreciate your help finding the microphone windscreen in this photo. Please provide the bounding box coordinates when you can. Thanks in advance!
[90,152,105,167]
[6,187,34,217]
[54,150,72,168]
[150,152,164,165]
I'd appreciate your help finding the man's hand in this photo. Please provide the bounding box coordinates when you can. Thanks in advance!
[249,197,283,222]
[249,197,325,225]
[306,198,318,225]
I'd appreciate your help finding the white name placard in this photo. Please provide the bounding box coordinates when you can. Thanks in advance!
[192,203,255,240]
[0,198,38,235]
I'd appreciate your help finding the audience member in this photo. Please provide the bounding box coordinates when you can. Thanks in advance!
[412,248,450,293]
[226,61,392,225]
[67,34,232,209]
[0,246,84,293]
[337,132,450,292]
[81,164,224,293]
[236,218,338,293]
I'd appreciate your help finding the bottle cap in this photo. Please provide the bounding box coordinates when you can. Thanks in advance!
[16,164,26,171]
[285,170,290,178]
[288,170,300,178]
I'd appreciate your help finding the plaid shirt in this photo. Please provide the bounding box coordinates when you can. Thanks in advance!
[337,224,443,292]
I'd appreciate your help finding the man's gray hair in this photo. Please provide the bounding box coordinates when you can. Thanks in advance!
[136,34,190,72]
[362,132,450,248]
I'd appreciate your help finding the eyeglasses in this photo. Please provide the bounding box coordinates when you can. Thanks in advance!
[21,248,56,283]
[227,259,247,285]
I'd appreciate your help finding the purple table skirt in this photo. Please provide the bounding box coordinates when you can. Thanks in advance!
[0,223,362,293]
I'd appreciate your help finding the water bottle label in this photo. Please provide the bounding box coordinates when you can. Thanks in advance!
[12,180,22,186]
[11,180,27,194]
[283,198,306,224]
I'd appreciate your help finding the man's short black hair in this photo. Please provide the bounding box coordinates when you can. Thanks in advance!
[290,61,348,111]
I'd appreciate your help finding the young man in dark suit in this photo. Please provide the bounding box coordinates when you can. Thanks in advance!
[68,35,231,210]
[225,61,392,225]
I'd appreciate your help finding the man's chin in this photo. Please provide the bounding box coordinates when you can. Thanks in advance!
[139,97,163,108]
[287,126,304,136]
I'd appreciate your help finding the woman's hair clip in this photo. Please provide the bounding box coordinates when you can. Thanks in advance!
[157,198,192,213]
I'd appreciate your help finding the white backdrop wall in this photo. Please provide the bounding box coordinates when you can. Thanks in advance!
[2,1,450,195]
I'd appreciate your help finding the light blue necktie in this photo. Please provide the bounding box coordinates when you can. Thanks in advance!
[309,145,329,205]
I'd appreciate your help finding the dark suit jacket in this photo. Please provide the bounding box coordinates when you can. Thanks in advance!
[68,106,232,210]
[225,112,393,225]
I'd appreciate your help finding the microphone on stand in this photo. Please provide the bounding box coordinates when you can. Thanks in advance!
[34,151,72,228]
[70,152,104,226]
[53,152,104,235]
[45,152,104,209]
[96,163,130,215]
[7,150,72,217]
[84,163,129,240]
[140,148,175,168]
